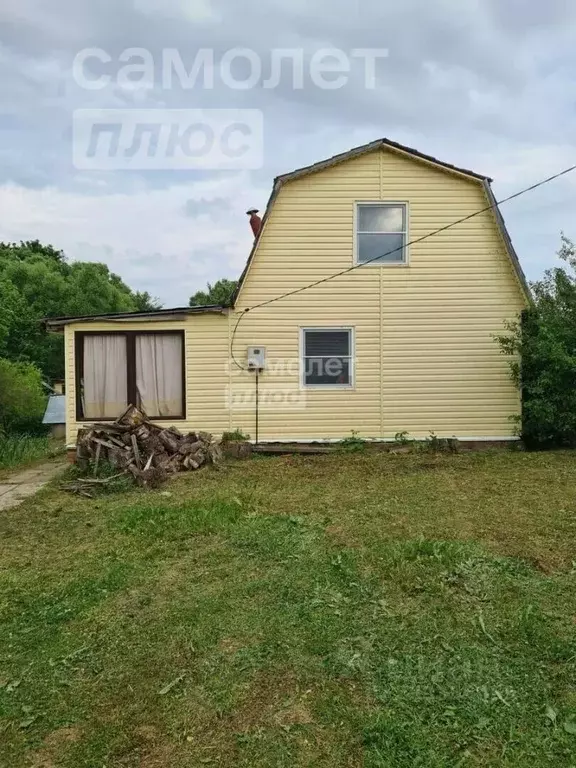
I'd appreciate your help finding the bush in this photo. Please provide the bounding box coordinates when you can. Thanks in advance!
[0,358,47,435]
[497,235,576,449]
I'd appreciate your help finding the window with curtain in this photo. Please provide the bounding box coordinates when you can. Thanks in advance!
[83,335,128,419]
[356,203,407,264]
[77,332,185,420]
[136,334,183,418]
[302,328,353,387]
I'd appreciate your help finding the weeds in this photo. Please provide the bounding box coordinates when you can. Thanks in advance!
[420,431,460,453]
[0,433,58,471]
[339,430,367,452]
[62,459,135,496]
[394,431,413,445]
[222,428,251,442]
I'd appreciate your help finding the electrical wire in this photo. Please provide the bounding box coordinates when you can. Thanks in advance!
[230,307,251,370]
[230,162,576,370]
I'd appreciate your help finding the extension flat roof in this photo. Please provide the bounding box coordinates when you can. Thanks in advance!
[44,305,225,330]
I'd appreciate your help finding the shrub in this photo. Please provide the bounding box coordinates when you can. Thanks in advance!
[0,358,47,435]
[497,235,576,449]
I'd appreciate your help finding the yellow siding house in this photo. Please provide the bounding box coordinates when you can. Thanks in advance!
[46,139,530,448]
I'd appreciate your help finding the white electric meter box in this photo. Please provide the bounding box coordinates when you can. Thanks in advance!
[247,346,266,370]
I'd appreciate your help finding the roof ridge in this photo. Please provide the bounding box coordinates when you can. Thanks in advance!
[276,138,492,185]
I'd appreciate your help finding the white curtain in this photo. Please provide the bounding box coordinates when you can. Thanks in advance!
[136,334,183,418]
[83,336,128,419]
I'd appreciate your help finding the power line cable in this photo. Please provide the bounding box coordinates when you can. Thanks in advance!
[231,162,576,369]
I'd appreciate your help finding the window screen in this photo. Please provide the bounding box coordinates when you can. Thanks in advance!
[356,203,407,264]
[303,329,352,386]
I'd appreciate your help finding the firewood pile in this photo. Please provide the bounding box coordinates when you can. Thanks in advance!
[66,405,222,494]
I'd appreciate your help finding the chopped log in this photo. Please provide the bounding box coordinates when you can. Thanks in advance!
[135,466,168,489]
[178,440,203,456]
[93,437,124,451]
[91,422,133,434]
[222,441,253,460]
[205,441,223,465]
[60,472,129,496]
[131,435,141,469]
[135,425,151,442]
[153,452,171,469]
[118,405,148,427]
[78,473,128,485]
[107,447,126,468]
[69,406,223,495]
[93,442,102,475]
[183,455,202,470]
[158,430,181,454]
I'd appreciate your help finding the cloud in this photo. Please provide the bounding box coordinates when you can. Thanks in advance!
[134,0,220,23]
[0,0,574,304]
[0,174,265,304]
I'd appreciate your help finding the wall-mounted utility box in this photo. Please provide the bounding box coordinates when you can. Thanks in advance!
[247,346,266,370]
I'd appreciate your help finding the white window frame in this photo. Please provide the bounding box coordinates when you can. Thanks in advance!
[299,327,355,390]
[354,201,410,266]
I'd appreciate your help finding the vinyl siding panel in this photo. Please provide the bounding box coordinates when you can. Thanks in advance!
[64,315,229,446]
[62,146,526,445]
[232,147,526,440]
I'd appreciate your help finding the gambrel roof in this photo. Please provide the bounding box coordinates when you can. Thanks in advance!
[232,138,530,306]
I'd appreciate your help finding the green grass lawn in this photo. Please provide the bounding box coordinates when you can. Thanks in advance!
[1,449,576,767]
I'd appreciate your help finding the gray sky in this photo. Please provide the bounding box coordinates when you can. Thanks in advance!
[1,0,575,305]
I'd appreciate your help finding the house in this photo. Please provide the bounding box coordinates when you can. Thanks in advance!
[45,138,530,451]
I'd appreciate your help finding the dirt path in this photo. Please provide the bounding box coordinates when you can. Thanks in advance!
[0,459,66,511]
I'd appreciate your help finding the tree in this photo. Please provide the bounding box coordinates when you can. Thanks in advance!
[189,279,238,307]
[0,241,162,380]
[134,291,162,312]
[7,239,66,265]
[497,234,576,448]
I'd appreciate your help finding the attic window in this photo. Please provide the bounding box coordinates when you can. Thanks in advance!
[355,203,407,264]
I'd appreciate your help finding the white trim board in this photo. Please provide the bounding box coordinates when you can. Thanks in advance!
[247,436,521,444]
[353,200,410,267]
[299,326,355,390]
